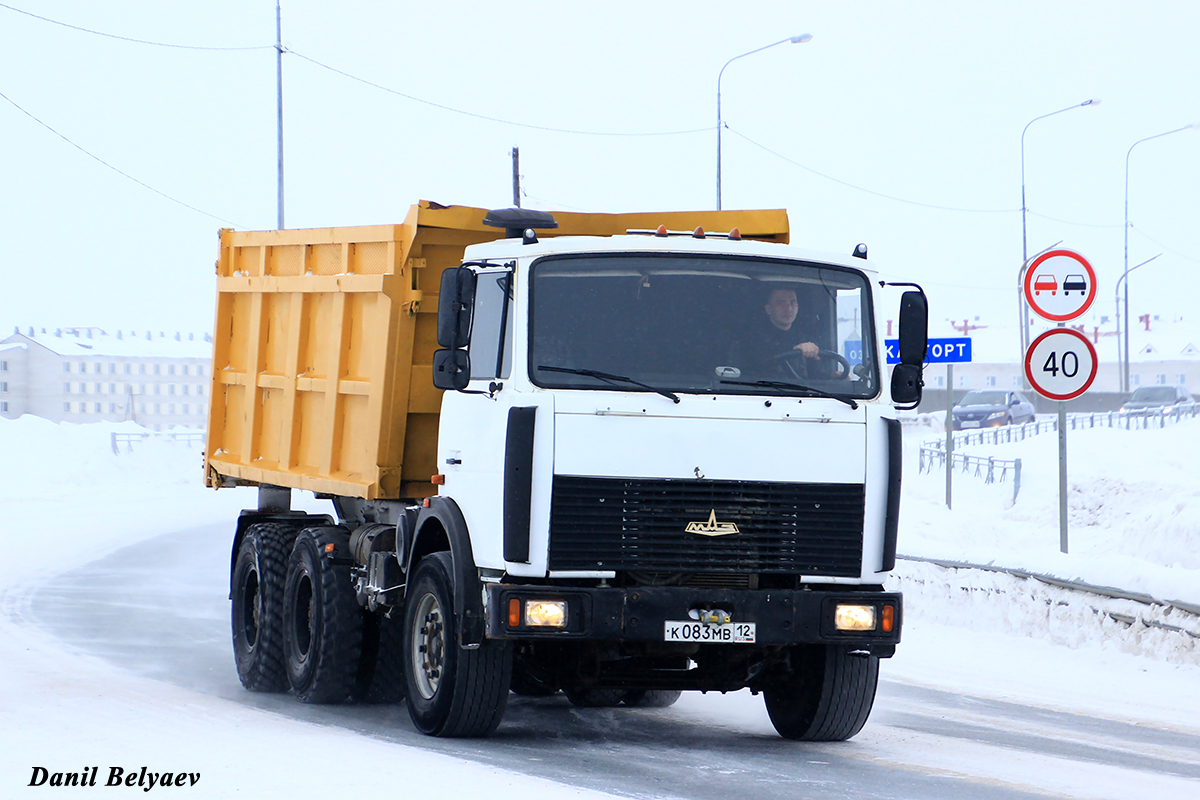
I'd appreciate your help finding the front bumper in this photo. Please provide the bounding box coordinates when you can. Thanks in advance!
[484,584,902,652]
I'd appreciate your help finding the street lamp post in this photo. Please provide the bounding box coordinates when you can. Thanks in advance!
[1017,99,1100,373]
[1122,124,1196,391]
[1115,254,1161,392]
[716,34,812,210]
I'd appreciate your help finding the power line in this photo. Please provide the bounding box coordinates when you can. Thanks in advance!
[725,127,1021,214]
[0,89,244,227]
[0,2,273,51]
[1130,223,1199,264]
[288,49,711,138]
[1027,210,1123,229]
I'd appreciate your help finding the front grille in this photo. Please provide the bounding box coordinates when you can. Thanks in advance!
[548,476,864,578]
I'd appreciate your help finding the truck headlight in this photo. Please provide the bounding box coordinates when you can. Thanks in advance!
[834,604,876,631]
[524,599,568,628]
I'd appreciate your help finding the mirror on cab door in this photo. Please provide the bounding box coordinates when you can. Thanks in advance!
[891,289,928,409]
[433,266,477,391]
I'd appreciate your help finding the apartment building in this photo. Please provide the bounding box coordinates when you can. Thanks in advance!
[0,327,212,430]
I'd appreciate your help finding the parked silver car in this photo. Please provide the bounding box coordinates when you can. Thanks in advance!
[1119,385,1194,415]
[952,390,1037,430]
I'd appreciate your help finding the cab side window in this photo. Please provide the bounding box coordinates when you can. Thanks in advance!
[469,269,514,381]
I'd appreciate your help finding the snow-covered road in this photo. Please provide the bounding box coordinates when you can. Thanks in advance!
[9,519,1198,800]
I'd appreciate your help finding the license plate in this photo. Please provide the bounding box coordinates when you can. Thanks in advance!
[961,420,980,428]
[664,621,756,643]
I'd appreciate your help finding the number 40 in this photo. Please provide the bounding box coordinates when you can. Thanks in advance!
[1042,351,1080,378]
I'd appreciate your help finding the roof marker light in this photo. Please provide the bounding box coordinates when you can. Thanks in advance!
[655,225,668,237]
[728,227,741,241]
[693,226,705,238]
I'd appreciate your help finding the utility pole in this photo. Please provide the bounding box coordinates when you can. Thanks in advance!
[276,1,285,229]
[512,147,521,208]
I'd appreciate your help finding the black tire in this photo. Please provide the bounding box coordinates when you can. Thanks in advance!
[623,689,683,708]
[282,527,365,704]
[763,645,878,741]
[403,552,511,736]
[564,687,627,708]
[356,608,406,703]
[231,522,296,693]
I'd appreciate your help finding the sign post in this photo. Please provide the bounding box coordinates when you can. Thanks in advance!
[945,364,953,509]
[1022,249,1098,554]
[887,337,973,509]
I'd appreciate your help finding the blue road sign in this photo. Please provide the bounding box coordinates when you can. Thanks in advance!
[885,337,972,365]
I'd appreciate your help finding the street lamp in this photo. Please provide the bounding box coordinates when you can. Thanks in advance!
[1017,99,1100,373]
[1115,254,1161,393]
[716,34,812,210]
[1122,123,1196,391]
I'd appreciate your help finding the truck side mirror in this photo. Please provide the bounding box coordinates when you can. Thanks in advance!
[432,348,471,391]
[896,291,928,366]
[437,266,477,349]
[892,289,928,409]
[891,365,922,406]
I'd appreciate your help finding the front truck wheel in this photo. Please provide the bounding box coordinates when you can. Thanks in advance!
[403,552,511,736]
[763,645,879,741]
[282,527,366,703]
[231,522,297,692]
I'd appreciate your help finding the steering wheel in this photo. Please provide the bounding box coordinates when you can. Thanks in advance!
[768,349,851,381]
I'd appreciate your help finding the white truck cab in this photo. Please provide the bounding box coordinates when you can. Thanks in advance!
[417,211,928,739]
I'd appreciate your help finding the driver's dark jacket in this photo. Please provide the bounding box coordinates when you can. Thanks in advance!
[737,320,815,378]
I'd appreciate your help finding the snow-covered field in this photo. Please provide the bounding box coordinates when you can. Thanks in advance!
[1,414,1198,798]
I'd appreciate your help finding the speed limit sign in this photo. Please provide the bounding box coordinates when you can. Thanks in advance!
[1024,328,1098,400]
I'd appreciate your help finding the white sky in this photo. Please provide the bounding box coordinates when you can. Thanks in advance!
[2,1,1198,336]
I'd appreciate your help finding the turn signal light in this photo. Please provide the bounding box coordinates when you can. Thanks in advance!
[508,598,521,628]
[881,604,895,633]
[834,604,876,631]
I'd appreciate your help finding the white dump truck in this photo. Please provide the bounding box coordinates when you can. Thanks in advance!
[205,201,927,739]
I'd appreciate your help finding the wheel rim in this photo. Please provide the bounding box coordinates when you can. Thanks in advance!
[240,568,261,648]
[290,573,314,659]
[411,591,445,700]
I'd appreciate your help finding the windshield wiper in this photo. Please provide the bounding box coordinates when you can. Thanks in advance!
[538,365,680,404]
[719,379,858,409]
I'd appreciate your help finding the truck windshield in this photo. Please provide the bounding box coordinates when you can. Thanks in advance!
[529,254,879,399]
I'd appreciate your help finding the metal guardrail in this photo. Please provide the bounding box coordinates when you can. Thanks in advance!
[111,431,205,454]
[918,445,1021,505]
[919,404,1199,503]
[948,403,1200,448]
[897,554,1200,634]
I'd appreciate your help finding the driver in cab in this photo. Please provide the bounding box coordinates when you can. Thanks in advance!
[741,287,821,379]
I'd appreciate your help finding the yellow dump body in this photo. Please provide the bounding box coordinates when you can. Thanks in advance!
[204,201,789,500]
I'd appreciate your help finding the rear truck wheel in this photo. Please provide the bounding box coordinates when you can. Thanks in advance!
[403,552,511,736]
[231,522,296,692]
[282,527,365,703]
[763,644,879,741]
[623,689,683,708]
[355,608,406,703]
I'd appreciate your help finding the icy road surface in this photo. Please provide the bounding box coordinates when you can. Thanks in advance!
[20,521,1200,800]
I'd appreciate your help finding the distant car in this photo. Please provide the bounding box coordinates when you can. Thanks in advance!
[952,390,1037,430]
[1062,274,1087,295]
[1033,274,1057,295]
[1119,385,1195,415]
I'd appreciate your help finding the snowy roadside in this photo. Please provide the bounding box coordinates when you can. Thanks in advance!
[0,418,620,799]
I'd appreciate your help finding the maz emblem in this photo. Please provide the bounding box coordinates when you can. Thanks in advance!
[685,509,740,537]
